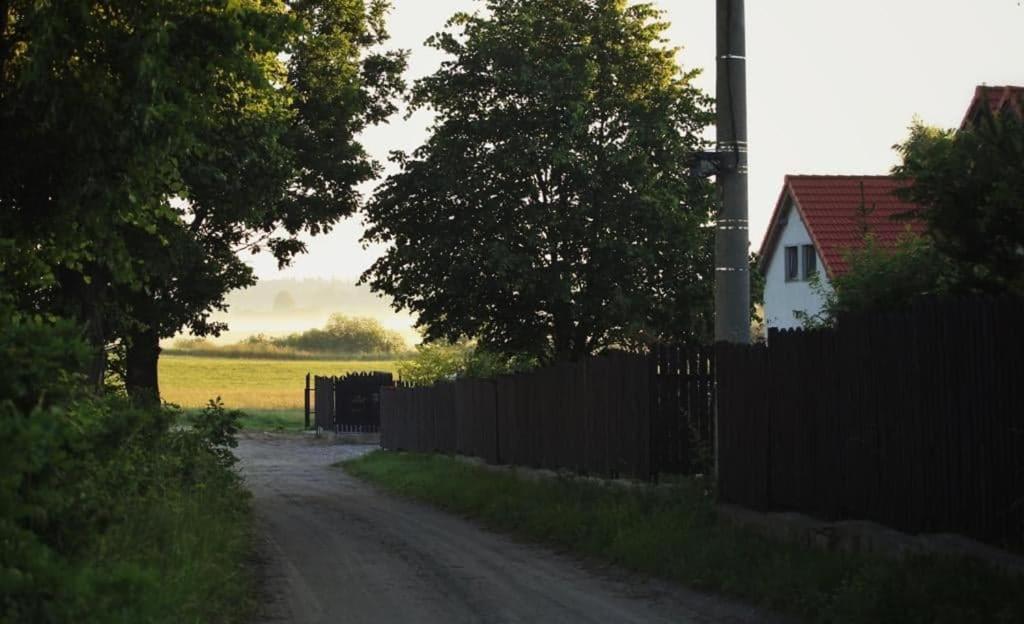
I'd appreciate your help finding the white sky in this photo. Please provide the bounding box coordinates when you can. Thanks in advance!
[247,0,1024,281]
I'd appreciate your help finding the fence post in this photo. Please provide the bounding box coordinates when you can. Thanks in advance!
[648,347,658,482]
[304,372,311,430]
[713,344,720,486]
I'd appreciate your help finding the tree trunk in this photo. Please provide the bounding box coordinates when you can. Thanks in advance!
[126,328,162,407]
[552,307,580,363]
[83,314,108,390]
[58,268,108,389]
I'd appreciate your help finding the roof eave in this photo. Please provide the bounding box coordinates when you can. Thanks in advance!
[756,178,795,274]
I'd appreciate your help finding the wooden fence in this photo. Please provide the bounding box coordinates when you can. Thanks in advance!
[651,344,716,475]
[311,372,394,433]
[380,348,715,480]
[717,297,1024,548]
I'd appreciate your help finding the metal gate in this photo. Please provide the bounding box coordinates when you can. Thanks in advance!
[309,372,393,433]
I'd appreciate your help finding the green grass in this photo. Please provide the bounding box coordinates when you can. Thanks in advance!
[164,347,409,361]
[6,401,257,623]
[237,408,307,432]
[160,354,399,409]
[184,407,308,432]
[85,470,254,623]
[343,452,1024,624]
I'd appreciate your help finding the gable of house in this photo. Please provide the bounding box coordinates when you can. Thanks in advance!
[960,85,1024,130]
[761,194,828,329]
[759,175,925,279]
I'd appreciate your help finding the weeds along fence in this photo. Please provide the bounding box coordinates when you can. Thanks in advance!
[380,347,715,480]
[717,297,1024,548]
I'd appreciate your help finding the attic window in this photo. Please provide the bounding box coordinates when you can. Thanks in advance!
[802,245,818,279]
[779,200,794,226]
[784,246,799,281]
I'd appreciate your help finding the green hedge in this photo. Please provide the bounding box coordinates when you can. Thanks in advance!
[1,309,253,623]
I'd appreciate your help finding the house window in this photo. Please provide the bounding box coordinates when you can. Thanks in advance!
[784,246,799,281]
[802,245,817,280]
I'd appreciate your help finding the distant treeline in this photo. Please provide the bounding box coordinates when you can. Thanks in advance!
[171,314,410,359]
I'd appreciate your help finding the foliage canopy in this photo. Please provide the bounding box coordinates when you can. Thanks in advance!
[396,340,538,387]
[806,106,1024,327]
[893,111,1024,296]
[362,0,716,362]
[0,0,406,401]
[796,235,953,328]
[267,313,407,355]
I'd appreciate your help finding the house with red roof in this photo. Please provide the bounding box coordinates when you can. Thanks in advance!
[759,84,1021,331]
[758,175,925,330]
[960,85,1023,130]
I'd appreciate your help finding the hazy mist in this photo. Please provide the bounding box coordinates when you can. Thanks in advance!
[169,278,420,347]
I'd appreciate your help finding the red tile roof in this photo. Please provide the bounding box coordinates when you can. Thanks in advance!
[758,175,926,278]
[960,85,1024,130]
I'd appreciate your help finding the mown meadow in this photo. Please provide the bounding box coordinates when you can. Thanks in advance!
[160,354,399,409]
[161,354,401,431]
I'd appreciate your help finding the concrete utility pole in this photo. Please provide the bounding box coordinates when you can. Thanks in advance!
[714,0,751,344]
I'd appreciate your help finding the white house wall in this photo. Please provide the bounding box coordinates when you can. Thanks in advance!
[763,202,831,330]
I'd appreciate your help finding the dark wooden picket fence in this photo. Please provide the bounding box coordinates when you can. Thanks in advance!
[717,297,1024,548]
[380,348,715,480]
[310,372,394,433]
[651,344,716,475]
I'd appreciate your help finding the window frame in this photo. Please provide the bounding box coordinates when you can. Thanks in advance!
[802,245,818,280]
[784,246,799,282]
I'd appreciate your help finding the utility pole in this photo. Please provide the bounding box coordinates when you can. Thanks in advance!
[715,0,751,344]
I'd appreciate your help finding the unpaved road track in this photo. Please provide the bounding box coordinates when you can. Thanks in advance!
[237,433,781,624]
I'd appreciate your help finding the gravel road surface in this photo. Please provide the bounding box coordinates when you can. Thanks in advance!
[237,433,780,624]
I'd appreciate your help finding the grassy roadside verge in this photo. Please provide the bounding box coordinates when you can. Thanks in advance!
[2,314,256,622]
[343,452,1024,624]
[4,399,256,623]
[84,454,254,623]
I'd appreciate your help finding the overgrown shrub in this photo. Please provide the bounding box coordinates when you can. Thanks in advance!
[796,235,952,328]
[173,313,409,358]
[397,341,538,386]
[281,314,406,354]
[0,308,252,623]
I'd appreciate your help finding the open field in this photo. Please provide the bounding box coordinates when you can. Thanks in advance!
[160,354,399,410]
[163,347,412,361]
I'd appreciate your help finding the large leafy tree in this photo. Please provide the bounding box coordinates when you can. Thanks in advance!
[893,109,1024,295]
[797,105,1024,328]
[119,0,406,403]
[362,0,715,363]
[0,0,295,384]
[0,0,406,402]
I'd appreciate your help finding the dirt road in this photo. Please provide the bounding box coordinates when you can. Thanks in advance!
[237,433,780,624]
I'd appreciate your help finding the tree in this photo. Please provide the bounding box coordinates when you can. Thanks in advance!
[0,0,296,386]
[273,291,297,313]
[396,340,538,386]
[800,106,1024,329]
[117,0,407,405]
[797,234,953,328]
[893,110,1024,295]
[276,314,407,354]
[0,0,407,403]
[362,0,715,363]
